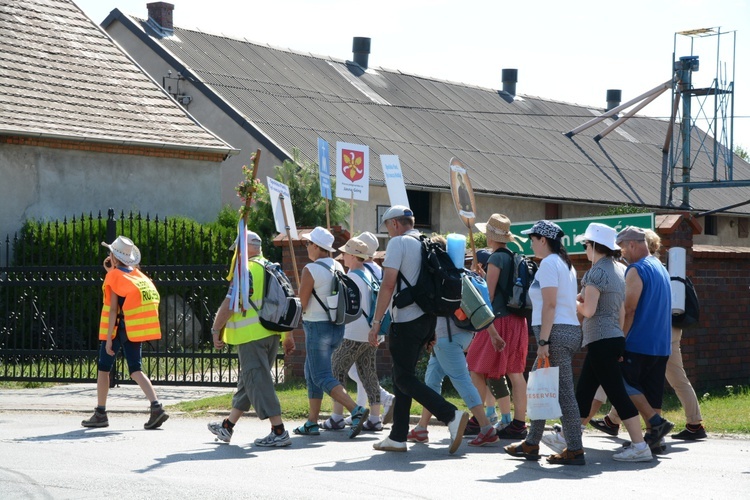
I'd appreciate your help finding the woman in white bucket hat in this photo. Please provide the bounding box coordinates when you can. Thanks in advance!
[82,236,168,430]
[295,228,369,438]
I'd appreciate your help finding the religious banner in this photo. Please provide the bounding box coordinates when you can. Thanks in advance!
[380,154,409,207]
[335,142,369,201]
[267,177,298,240]
[317,138,332,200]
[449,157,478,227]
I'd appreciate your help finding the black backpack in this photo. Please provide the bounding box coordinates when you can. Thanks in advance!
[495,247,538,318]
[671,275,700,329]
[248,258,302,332]
[393,234,463,317]
[312,262,363,326]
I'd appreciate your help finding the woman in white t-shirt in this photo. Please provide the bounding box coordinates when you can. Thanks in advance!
[503,220,584,466]
[294,227,369,438]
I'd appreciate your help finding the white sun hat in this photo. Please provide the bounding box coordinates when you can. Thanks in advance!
[101,236,141,266]
[574,222,620,251]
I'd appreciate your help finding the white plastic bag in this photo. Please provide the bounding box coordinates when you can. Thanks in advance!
[526,357,562,420]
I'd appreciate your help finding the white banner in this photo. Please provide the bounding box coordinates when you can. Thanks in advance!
[335,142,369,201]
[267,177,298,240]
[380,154,409,208]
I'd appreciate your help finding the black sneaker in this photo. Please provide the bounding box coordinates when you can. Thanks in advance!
[464,416,481,436]
[144,404,169,429]
[649,417,675,443]
[496,423,528,439]
[589,417,619,436]
[81,409,109,428]
[672,426,707,441]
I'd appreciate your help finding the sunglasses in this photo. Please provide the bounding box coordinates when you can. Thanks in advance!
[304,240,316,248]
[581,241,591,249]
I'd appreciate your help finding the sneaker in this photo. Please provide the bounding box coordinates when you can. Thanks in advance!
[649,417,675,443]
[81,409,108,428]
[503,441,540,461]
[541,430,566,453]
[293,421,320,435]
[672,425,707,441]
[447,410,469,454]
[349,405,370,439]
[589,417,619,436]
[623,437,666,454]
[322,417,345,430]
[496,422,528,439]
[382,396,395,425]
[469,428,499,447]
[207,421,233,443]
[363,419,383,432]
[255,430,291,447]
[464,416,481,436]
[407,427,429,443]
[546,447,585,465]
[613,444,653,462]
[373,436,407,452]
[144,404,169,430]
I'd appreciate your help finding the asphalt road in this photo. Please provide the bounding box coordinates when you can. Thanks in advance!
[1,408,748,499]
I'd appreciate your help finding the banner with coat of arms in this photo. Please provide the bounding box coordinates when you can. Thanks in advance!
[335,142,369,201]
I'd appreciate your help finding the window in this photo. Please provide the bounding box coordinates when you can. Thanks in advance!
[407,190,431,228]
[704,215,718,236]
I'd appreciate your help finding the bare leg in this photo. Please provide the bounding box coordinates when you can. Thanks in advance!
[96,371,109,407]
[130,370,157,403]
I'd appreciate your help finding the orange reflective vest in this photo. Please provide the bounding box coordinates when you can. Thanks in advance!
[99,268,161,342]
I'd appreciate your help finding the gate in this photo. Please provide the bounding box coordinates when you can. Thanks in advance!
[0,210,282,387]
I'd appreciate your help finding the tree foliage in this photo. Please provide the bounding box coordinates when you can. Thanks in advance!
[238,148,349,260]
[736,144,749,162]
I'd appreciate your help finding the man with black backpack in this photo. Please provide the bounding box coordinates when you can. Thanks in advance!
[207,230,295,447]
[368,206,469,454]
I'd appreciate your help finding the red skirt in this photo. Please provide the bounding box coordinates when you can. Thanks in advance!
[466,315,529,378]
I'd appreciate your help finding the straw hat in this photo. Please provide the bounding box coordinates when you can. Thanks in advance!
[574,223,619,251]
[101,236,141,266]
[338,237,371,259]
[302,226,336,252]
[475,214,519,243]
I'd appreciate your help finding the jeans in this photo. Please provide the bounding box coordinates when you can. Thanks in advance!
[303,320,345,399]
[97,322,142,374]
[425,331,481,409]
[389,314,457,442]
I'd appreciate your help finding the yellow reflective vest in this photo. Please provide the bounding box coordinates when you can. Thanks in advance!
[99,268,161,342]
[223,256,279,345]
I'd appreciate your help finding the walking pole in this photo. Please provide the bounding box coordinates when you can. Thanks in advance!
[349,191,354,235]
[467,225,478,271]
[326,198,331,233]
[279,193,301,289]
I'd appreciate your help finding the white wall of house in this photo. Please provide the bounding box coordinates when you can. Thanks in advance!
[105,21,286,210]
[0,144,221,243]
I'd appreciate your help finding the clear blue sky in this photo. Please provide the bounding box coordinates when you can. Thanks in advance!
[75,0,750,148]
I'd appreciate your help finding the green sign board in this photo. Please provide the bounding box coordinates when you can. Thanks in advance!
[509,213,654,256]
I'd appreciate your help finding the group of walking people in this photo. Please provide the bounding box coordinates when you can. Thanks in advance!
[84,207,704,464]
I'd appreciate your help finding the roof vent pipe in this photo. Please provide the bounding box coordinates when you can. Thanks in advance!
[606,89,622,112]
[352,37,371,69]
[502,68,518,96]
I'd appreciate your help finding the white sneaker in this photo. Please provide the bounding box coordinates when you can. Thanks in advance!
[541,430,566,453]
[373,436,407,452]
[613,444,653,462]
[447,410,469,454]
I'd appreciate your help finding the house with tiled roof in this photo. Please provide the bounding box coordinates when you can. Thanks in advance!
[0,0,237,245]
[102,3,750,247]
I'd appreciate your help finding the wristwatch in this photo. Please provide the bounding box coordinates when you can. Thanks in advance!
[538,339,550,346]
[373,319,382,324]
[211,329,220,336]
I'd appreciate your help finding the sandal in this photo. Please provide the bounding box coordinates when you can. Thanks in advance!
[503,441,540,461]
[293,421,320,435]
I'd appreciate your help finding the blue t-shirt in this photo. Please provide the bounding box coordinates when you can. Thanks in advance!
[625,255,672,356]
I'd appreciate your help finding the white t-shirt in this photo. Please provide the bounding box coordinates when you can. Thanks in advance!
[383,229,423,323]
[528,253,579,327]
[303,257,344,322]
[344,267,375,342]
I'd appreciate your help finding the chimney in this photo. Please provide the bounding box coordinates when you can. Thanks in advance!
[352,37,371,69]
[606,89,622,112]
[502,68,518,96]
[147,2,174,32]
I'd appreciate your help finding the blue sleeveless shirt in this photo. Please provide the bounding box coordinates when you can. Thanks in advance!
[624,255,672,356]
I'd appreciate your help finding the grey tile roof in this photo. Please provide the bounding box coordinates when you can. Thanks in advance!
[0,0,233,153]
[119,13,749,213]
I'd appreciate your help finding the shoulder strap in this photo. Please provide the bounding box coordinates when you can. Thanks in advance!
[310,260,335,322]
[396,233,422,292]
[351,269,375,324]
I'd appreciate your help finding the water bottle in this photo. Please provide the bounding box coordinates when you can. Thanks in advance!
[510,277,524,309]
[446,233,466,269]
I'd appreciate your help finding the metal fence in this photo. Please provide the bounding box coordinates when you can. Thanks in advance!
[0,209,283,386]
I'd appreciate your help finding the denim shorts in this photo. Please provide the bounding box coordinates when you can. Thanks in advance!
[302,320,345,399]
[97,323,143,374]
